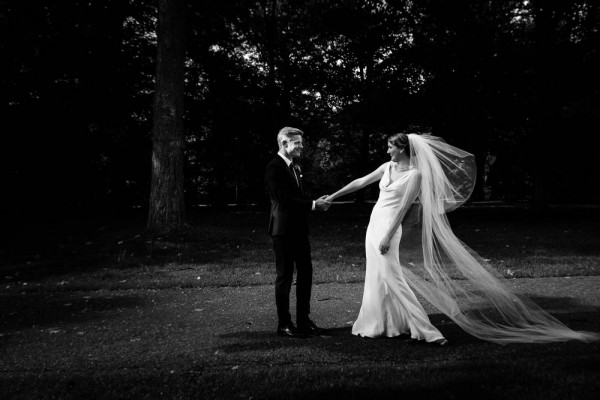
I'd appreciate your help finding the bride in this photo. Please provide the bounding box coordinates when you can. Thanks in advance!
[326,133,598,345]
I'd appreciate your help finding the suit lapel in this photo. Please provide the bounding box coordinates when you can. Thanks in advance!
[275,155,300,188]
[296,167,304,194]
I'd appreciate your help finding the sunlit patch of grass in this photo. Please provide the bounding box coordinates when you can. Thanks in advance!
[2,206,599,400]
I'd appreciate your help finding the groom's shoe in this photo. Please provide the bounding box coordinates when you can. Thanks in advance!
[297,318,327,335]
[277,322,308,338]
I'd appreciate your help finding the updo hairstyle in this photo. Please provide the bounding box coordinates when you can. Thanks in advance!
[387,133,409,155]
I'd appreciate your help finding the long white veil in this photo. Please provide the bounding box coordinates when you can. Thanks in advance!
[399,134,598,344]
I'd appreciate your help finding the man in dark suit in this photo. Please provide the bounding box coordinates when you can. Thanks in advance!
[264,126,330,337]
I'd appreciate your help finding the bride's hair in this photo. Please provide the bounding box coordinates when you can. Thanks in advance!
[388,133,409,154]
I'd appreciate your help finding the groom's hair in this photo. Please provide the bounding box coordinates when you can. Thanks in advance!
[277,126,304,148]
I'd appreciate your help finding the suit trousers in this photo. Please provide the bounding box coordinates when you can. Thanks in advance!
[271,233,313,325]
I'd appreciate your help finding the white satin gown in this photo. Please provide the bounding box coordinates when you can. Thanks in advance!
[352,163,444,341]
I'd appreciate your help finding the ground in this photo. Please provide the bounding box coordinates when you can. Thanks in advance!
[1,204,599,399]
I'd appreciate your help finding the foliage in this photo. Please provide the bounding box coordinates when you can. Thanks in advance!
[1,0,156,212]
[2,0,599,212]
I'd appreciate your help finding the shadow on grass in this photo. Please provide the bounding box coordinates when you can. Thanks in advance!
[2,204,599,287]
[1,355,598,400]
[217,306,600,357]
[0,291,147,334]
[205,309,600,398]
[1,357,599,400]
[0,209,274,284]
[217,314,484,354]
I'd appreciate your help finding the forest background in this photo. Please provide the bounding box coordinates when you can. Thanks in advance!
[2,4,600,397]
[2,0,599,222]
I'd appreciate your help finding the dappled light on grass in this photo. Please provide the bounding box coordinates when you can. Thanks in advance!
[2,205,600,291]
[1,205,599,400]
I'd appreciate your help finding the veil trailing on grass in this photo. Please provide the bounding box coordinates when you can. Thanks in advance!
[399,134,598,344]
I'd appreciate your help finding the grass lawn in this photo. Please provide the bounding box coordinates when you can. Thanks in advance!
[4,203,600,290]
[1,203,599,399]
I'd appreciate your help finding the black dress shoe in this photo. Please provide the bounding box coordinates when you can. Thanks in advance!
[297,319,327,335]
[277,323,308,338]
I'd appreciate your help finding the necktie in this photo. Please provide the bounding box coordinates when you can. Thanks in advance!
[290,163,301,188]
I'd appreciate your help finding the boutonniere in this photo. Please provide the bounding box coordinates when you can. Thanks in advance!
[293,164,302,178]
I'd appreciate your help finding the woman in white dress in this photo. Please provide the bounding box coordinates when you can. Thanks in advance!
[326,133,598,345]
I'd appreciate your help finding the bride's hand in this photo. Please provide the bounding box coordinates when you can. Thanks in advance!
[325,195,335,202]
[379,237,391,254]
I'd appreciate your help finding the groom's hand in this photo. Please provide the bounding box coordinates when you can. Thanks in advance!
[314,195,331,211]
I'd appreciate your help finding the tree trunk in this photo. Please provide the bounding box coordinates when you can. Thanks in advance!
[147,0,186,233]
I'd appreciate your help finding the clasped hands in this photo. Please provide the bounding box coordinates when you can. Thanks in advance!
[314,195,332,211]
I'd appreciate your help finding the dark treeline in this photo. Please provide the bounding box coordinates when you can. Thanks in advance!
[2,0,599,216]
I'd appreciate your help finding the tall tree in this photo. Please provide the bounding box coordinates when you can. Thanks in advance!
[147,0,186,232]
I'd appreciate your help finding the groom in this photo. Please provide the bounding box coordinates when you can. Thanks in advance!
[264,126,330,337]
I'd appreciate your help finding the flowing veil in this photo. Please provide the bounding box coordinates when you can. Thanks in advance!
[398,134,598,344]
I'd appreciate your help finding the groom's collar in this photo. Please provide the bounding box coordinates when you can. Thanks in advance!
[278,152,293,167]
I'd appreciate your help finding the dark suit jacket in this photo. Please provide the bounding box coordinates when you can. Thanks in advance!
[264,155,313,237]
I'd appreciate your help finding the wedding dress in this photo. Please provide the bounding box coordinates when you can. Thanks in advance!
[352,164,443,341]
[353,134,599,344]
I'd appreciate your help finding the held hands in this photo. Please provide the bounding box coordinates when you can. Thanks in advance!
[314,195,331,211]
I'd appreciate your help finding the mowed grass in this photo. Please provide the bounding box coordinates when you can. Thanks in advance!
[2,203,600,291]
[1,204,599,399]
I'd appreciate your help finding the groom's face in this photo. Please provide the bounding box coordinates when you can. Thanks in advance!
[284,135,304,159]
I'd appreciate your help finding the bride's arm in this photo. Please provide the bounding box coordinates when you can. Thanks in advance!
[379,170,422,254]
[326,163,387,202]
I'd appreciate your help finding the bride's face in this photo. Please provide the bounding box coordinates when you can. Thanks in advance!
[387,142,404,161]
